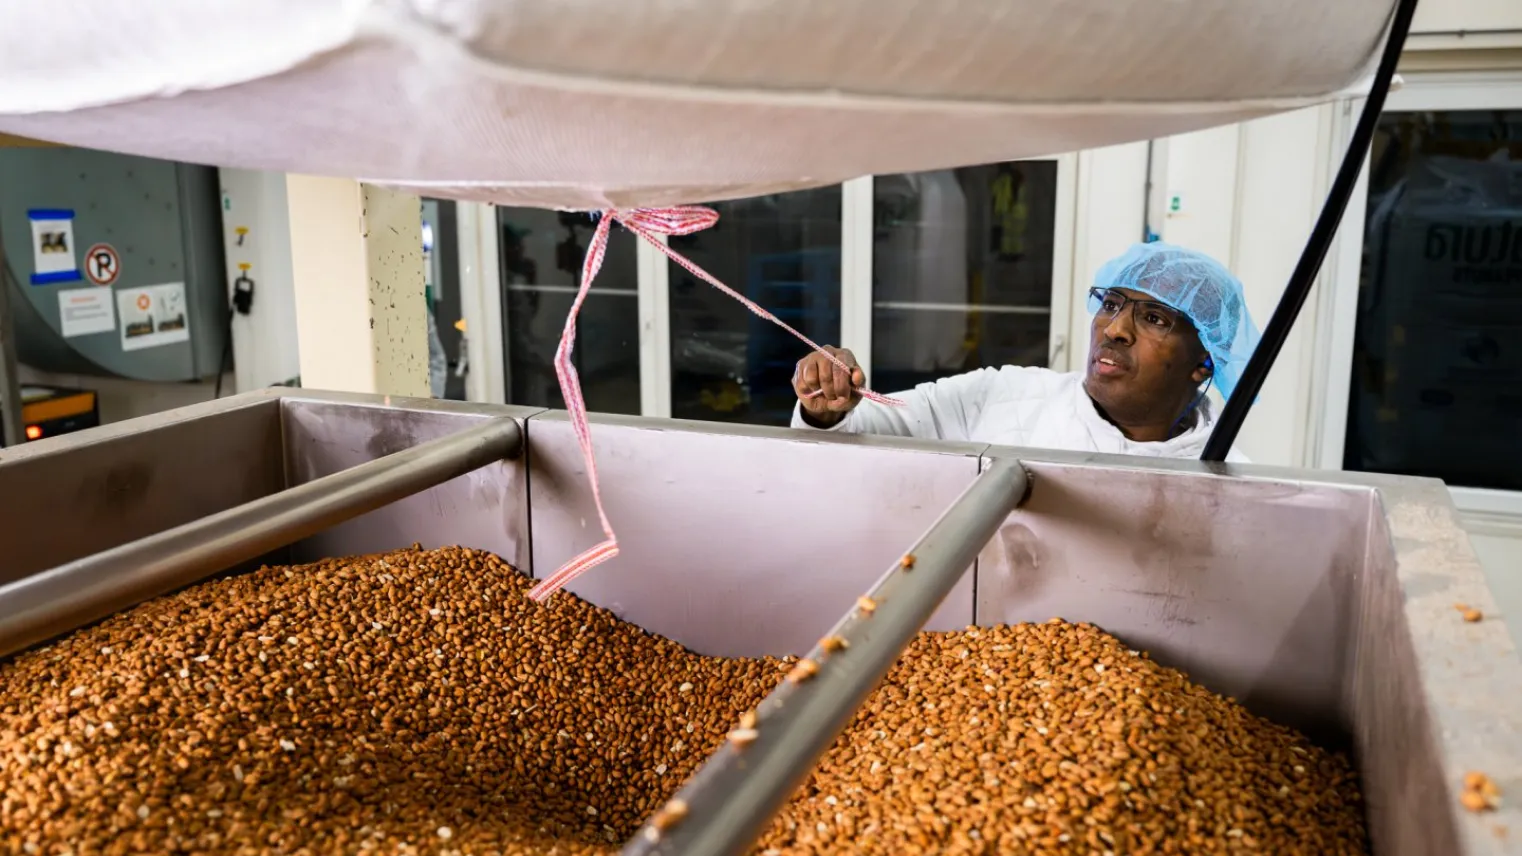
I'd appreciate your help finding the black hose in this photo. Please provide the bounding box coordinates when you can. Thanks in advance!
[212,306,234,400]
[1200,0,1420,462]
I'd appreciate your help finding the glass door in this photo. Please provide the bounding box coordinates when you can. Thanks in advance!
[1313,72,1522,498]
[1345,104,1522,491]
[664,187,843,425]
[867,162,1063,393]
[497,207,642,415]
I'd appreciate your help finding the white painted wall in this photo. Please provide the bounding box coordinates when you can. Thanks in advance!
[218,168,301,392]
[1159,125,1243,265]
[1228,106,1338,468]
[287,177,429,398]
[1066,142,1147,372]
[1151,106,1338,467]
[1413,0,1522,34]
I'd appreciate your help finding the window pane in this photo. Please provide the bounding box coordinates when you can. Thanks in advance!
[499,209,641,415]
[870,162,1058,392]
[667,188,842,425]
[1346,109,1522,490]
[421,198,466,400]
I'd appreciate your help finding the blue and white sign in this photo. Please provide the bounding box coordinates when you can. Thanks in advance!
[27,208,81,285]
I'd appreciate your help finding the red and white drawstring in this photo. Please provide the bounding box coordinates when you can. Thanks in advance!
[525,206,902,602]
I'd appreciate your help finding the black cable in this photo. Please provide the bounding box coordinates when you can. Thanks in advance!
[212,306,233,399]
[1201,0,1420,462]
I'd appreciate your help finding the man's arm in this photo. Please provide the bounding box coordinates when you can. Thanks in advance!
[791,359,996,443]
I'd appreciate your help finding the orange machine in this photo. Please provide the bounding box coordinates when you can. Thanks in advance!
[18,385,98,442]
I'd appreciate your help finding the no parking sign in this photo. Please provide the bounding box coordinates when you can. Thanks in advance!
[84,243,120,286]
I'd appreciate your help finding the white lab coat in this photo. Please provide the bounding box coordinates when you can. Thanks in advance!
[790,365,1247,462]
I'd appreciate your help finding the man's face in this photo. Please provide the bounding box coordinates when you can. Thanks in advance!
[1083,287,1211,429]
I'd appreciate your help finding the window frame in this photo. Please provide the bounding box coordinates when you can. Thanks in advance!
[486,156,1082,422]
[839,154,1081,382]
[1309,70,1522,514]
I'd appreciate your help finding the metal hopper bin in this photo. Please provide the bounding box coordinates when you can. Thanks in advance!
[0,388,1518,855]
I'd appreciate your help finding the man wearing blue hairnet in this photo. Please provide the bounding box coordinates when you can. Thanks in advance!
[790,242,1261,460]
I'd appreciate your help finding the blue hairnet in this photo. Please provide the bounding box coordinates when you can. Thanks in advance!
[1092,242,1261,402]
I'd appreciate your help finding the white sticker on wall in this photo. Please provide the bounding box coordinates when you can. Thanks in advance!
[117,282,191,351]
[57,288,116,338]
[28,209,81,285]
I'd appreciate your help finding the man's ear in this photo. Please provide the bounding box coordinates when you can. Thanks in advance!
[1190,355,1214,385]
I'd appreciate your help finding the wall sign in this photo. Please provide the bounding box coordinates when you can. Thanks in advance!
[57,288,116,338]
[27,208,81,285]
[117,282,191,351]
[84,243,121,286]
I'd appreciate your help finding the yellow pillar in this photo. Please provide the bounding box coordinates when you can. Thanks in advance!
[286,176,429,397]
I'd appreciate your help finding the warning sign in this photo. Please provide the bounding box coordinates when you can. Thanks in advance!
[117,282,190,352]
[84,243,120,286]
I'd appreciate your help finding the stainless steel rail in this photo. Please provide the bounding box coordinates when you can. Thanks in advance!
[0,416,522,658]
[623,456,1030,856]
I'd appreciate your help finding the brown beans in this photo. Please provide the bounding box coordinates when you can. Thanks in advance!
[651,798,688,830]
[1462,771,1501,812]
[787,659,820,684]
[0,547,1368,855]
[753,622,1368,856]
[0,547,780,855]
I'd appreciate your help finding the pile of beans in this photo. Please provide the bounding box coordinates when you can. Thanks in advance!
[760,622,1367,855]
[0,547,1367,855]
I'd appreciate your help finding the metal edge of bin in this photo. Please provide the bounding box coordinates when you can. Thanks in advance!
[0,411,524,659]
[274,387,549,425]
[1364,476,1522,856]
[621,456,1030,856]
[0,388,285,466]
[978,441,1522,655]
[521,407,993,462]
[0,388,545,469]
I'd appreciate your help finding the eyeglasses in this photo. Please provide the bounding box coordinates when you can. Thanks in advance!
[1087,287,1191,339]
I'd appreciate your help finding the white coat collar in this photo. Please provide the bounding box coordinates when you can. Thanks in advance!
[1060,372,1218,458]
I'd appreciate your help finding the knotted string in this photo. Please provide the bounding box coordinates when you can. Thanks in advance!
[526,206,902,602]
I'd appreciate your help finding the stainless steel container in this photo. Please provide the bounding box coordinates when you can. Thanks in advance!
[0,389,1516,855]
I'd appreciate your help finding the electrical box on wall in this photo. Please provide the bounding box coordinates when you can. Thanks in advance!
[0,147,227,382]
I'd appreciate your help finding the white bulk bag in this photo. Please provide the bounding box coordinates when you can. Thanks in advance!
[0,0,1396,210]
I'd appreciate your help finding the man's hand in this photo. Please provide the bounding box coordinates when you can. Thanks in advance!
[794,346,865,428]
